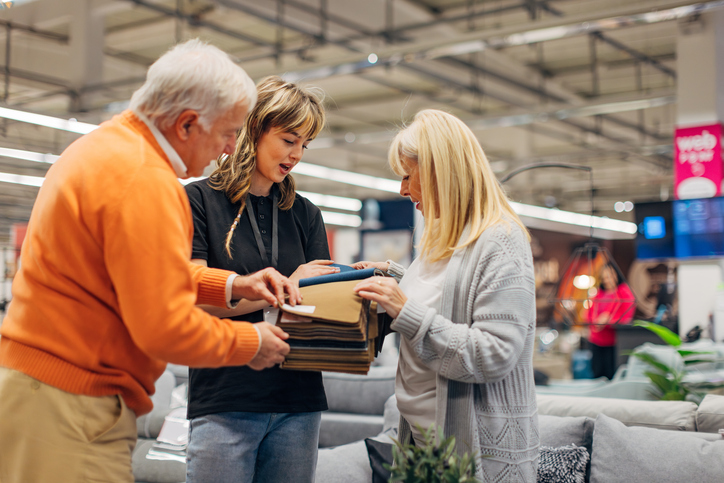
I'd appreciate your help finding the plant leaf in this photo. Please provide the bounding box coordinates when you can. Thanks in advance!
[645,371,676,393]
[661,391,686,400]
[633,320,682,346]
[677,350,715,357]
[629,352,672,374]
[682,359,717,366]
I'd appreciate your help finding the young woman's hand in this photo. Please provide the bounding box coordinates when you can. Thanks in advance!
[289,260,340,282]
[351,261,390,271]
[354,276,407,319]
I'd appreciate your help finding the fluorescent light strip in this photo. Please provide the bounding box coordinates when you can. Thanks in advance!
[509,202,637,234]
[0,165,634,235]
[294,162,401,193]
[0,113,635,235]
[296,191,362,211]
[0,146,59,164]
[321,211,361,227]
[178,179,362,212]
[0,172,44,187]
[0,106,98,134]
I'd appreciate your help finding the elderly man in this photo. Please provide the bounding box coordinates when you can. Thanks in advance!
[0,40,298,483]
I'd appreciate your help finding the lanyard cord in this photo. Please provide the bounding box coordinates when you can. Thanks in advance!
[245,187,279,269]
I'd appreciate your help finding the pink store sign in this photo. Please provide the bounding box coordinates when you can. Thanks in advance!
[674,123,723,199]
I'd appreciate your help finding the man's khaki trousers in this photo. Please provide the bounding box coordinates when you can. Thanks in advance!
[0,367,137,483]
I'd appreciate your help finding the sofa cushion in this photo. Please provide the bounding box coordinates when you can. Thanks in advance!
[322,366,396,415]
[319,412,384,448]
[315,440,372,483]
[537,394,697,431]
[589,414,724,483]
[137,370,177,439]
[382,394,400,433]
[364,431,395,483]
[696,394,724,433]
[132,438,186,483]
[537,445,588,483]
[539,415,594,482]
[539,415,594,455]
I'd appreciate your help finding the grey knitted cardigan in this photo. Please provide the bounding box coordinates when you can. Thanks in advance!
[388,221,539,482]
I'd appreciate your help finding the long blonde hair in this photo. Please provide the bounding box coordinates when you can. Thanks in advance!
[211,76,325,257]
[389,109,529,262]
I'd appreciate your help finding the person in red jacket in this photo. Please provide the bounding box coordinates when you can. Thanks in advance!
[0,39,299,483]
[587,263,636,380]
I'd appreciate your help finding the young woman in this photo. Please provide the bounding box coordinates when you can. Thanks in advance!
[587,263,636,379]
[353,109,539,480]
[184,76,338,483]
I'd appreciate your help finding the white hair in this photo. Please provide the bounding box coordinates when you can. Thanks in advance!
[129,39,257,131]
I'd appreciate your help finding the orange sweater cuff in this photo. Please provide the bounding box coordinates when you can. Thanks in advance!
[196,268,235,307]
[229,322,261,366]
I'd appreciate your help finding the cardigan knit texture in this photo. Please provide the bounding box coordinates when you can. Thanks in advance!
[391,221,539,482]
[0,110,260,416]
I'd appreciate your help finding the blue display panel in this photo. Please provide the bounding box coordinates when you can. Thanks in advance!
[635,201,675,260]
[673,197,724,259]
[636,196,724,260]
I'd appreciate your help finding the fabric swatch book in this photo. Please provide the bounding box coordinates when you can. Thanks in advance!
[277,279,382,375]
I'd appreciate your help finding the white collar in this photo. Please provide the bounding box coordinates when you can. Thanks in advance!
[134,111,189,178]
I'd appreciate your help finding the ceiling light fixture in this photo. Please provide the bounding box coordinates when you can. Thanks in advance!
[0,172,44,187]
[510,201,637,236]
[293,162,401,193]
[296,191,362,211]
[178,178,362,212]
[0,146,59,164]
[0,135,634,235]
[320,211,361,227]
[0,106,98,134]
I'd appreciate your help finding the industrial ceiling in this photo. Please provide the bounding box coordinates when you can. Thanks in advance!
[0,0,702,243]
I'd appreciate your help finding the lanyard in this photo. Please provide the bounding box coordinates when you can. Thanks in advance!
[245,188,279,269]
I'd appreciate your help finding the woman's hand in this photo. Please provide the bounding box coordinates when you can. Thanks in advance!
[289,260,340,283]
[354,276,407,319]
[351,260,390,271]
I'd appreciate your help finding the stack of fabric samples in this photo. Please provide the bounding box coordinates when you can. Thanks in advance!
[277,279,380,375]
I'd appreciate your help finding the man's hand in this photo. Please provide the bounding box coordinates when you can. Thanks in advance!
[247,322,291,370]
[232,267,302,307]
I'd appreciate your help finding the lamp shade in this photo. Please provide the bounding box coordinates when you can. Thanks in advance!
[552,243,637,327]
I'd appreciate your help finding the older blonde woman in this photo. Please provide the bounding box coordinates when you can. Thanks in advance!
[354,110,539,481]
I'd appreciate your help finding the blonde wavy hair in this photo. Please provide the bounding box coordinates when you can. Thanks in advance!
[389,109,529,262]
[210,76,326,257]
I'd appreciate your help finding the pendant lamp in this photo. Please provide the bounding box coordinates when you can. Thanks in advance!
[500,163,637,327]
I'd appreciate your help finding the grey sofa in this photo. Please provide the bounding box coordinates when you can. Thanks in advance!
[316,391,724,483]
[135,359,724,483]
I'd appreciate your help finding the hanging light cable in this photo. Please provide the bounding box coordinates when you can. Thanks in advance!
[500,163,637,327]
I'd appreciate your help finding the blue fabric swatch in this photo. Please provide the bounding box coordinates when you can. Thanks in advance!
[298,263,379,287]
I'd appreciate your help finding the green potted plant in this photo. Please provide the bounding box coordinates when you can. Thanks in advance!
[628,320,724,403]
[386,425,480,483]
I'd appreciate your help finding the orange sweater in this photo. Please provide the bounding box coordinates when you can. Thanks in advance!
[0,111,259,415]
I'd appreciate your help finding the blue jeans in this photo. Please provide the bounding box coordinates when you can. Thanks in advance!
[186,411,321,483]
